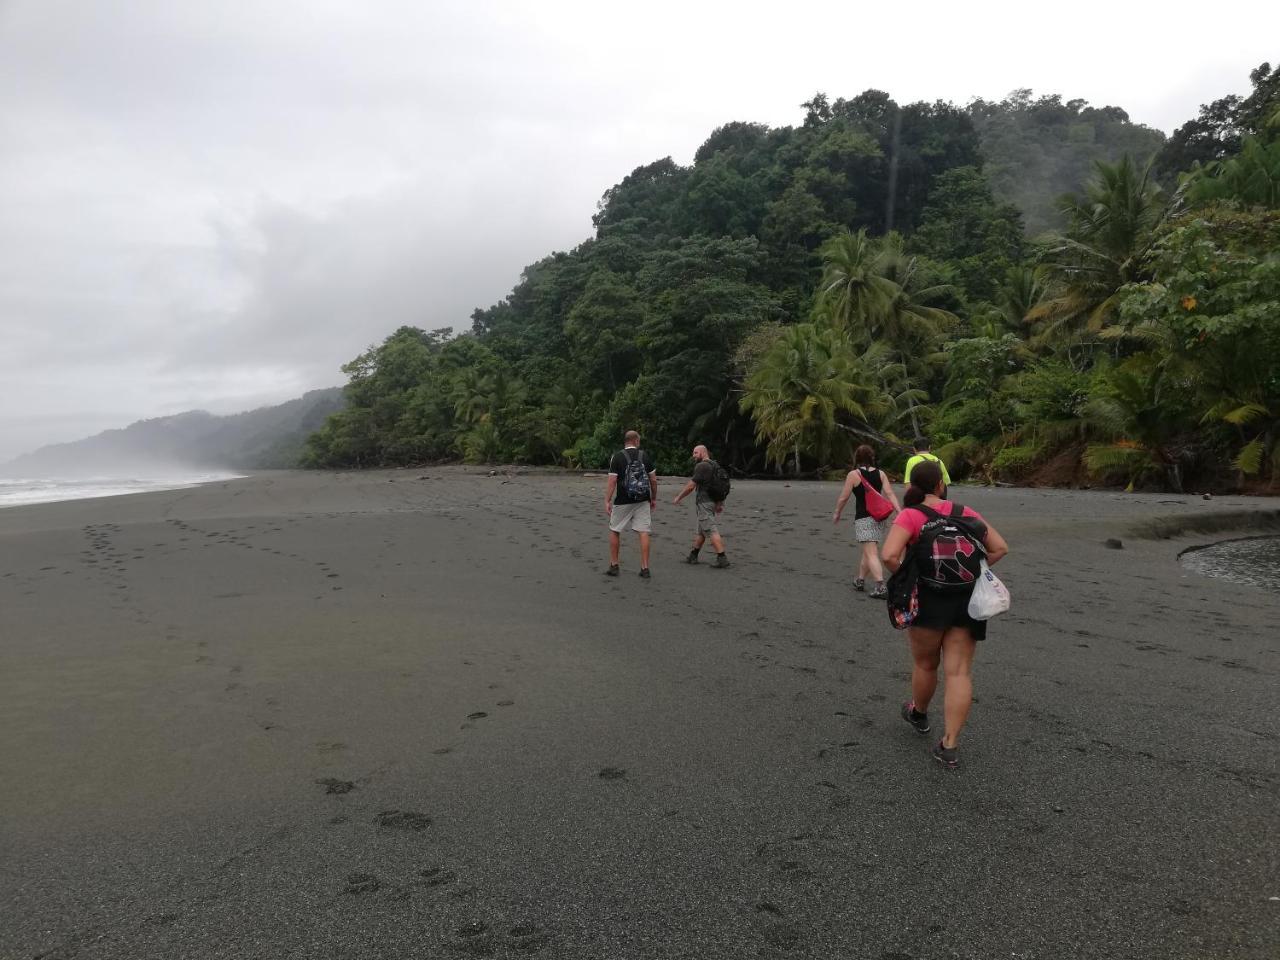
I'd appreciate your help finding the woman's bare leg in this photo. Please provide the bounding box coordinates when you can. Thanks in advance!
[907,627,944,713]
[940,627,977,748]
[863,541,884,584]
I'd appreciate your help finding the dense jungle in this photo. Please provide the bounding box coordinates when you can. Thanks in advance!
[305,67,1280,492]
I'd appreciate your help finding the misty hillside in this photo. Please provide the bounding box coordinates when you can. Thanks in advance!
[4,388,344,476]
[968,91,1166,234]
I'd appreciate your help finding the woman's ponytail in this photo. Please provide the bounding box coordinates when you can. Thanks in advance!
[903,460,943,508]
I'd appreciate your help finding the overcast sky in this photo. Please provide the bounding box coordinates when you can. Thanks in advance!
[0,1,1275,460]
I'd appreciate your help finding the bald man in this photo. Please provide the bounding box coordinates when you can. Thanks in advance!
[672,444,730,568]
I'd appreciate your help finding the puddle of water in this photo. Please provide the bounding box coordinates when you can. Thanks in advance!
[1181,536,1280,590]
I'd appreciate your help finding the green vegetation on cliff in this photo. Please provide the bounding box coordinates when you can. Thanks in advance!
[307,68,1280,491]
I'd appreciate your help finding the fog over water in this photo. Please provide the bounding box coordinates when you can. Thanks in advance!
[2,1,1276,460]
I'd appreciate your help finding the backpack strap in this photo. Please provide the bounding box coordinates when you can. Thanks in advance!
[914,503,950,523]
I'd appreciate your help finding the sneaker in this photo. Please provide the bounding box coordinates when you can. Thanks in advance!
[853,578,865,592]
[685,550,700,564]
[932,740,959,769]
[901,701,931,735]
[638,568,651,579]
[869,581,887,599]
[604,564,620,577]
[713,554,730,569]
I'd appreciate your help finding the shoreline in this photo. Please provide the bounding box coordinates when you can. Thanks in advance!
[2,467,1276,959]
[0,471,247,511]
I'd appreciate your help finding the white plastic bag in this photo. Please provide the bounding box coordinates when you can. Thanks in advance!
[967,559,1010,620]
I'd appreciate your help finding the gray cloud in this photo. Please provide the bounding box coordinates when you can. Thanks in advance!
[1,0,1276,459]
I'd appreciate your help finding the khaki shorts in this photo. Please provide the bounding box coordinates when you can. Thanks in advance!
[609,500,652,533]
[696,498,719,535]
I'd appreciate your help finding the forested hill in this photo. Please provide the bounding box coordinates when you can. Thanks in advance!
[306,68,1280,493]
[5,388,344,476]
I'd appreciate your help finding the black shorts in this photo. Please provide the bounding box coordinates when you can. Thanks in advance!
[914,584,987,641]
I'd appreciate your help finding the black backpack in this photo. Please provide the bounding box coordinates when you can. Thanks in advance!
[912,504,987,592]
[703,460,731,503]
[621,448,651,500]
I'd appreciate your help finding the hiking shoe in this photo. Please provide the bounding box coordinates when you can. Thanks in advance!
[685,550,700,564]
[604,564,620,577]
[901,701,931,735]
[639,567,651,579]
[869,582,887,599]
[713,554,730,569]
[853,578,865,592]
[932,740,959,769]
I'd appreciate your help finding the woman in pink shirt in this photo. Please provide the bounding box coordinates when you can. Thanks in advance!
[881,461,1008,768]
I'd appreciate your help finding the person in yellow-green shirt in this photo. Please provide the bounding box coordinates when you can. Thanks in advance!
[903,437,951,500]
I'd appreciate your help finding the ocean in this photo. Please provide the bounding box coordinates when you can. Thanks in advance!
[0,473,244,509]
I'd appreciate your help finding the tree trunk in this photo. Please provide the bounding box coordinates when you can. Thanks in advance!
[794,440,802,477]
[900,349,922,438]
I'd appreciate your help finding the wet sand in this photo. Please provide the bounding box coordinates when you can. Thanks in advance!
[1,468,1276,959]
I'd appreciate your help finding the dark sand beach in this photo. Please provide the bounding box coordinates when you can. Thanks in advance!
[1,469,1276,959]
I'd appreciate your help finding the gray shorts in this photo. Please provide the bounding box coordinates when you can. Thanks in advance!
[609,500,652,533]
[696,498,719,535]
[854,515,889,543]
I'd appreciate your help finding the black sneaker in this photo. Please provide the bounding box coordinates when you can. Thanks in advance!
[639,568,651,579]
[932,740,958,769]
[713,554,730,569]
[604,564,620,577]
[901,701,930,735]
[853,578,865,592]
[685,550,700,564]
[869,582,887,599]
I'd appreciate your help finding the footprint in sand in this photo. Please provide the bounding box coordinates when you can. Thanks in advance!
[508,924,552,953]
[316,778,356,795]
[373,809,432,831]
[343,873,380,895]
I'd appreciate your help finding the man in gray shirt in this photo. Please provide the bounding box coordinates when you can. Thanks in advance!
[672,444,730,568]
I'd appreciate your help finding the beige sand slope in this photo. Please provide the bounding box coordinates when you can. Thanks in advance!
[1,469,1276,959]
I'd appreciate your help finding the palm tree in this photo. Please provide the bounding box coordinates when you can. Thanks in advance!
[1083,353,1192,492]
[864,236,958,435]
[816,229,896,337]
[996,265,1048,331]
[874,240,958,347]
[739,323,886,473]
[1031,156,1167,345]
[1185,134,1280,209]
[452,368,490,426]
[1196,337,1280,485]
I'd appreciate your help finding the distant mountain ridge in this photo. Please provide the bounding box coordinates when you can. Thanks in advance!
[3,388,344,475]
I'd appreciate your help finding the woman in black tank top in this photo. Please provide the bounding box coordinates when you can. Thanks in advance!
[832,445,901,596]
